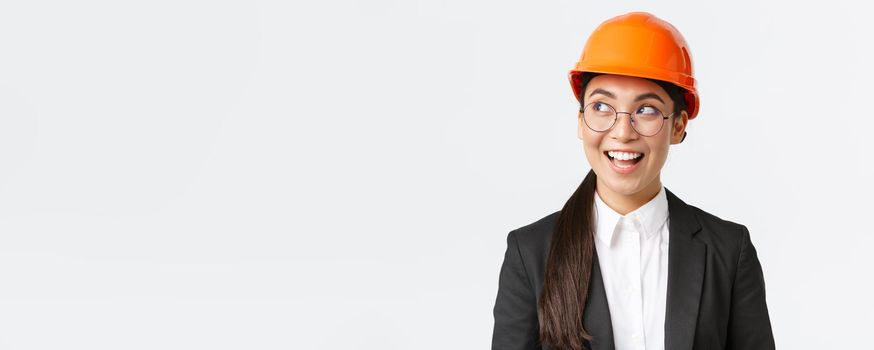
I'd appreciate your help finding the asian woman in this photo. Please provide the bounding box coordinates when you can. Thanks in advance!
[491,12,775,350]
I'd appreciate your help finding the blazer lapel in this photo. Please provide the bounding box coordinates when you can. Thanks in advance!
[583,248,615,350]
[664,188,706,350]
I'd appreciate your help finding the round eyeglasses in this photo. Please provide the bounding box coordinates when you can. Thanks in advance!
[580,101,674,137]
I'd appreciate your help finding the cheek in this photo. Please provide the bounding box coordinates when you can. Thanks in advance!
[580,132,603,160]
[644,141,671,167]
[646,150,668,168]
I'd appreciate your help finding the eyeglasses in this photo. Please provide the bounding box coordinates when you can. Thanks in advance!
[580,101,674,137]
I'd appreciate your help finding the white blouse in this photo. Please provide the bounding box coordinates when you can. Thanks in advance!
[593,185,670,350]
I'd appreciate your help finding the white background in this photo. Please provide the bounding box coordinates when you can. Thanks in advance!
[0,0,871,349]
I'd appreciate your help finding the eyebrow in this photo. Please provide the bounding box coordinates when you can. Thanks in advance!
[588,88,665,104]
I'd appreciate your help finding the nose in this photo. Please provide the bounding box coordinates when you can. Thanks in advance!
[609,112,639,142]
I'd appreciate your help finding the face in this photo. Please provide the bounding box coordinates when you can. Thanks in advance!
[577,74,689,202]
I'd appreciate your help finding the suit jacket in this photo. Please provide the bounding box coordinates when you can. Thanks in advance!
[492,188,775,350]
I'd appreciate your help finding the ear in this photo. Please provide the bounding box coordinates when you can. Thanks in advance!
[670,110,689,145]
[577,110,585,140]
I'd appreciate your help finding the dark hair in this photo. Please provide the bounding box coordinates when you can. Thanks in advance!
[576,72,687,117]
[537,72,688,350]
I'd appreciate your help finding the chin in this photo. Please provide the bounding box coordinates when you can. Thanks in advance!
[598,171,648,195]
[605,180,644,195]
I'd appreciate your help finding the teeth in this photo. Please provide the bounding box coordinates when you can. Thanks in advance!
[607,151,642,161]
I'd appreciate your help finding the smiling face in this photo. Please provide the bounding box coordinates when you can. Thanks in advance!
[577,74,689,211]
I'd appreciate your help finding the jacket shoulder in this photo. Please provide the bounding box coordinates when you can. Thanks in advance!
[503,210,561,291]
[509,210,561,260]
[687,203,746,232]
[683,202,750,256]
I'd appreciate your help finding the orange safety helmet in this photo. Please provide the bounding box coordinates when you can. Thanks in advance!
[569,12,700,119]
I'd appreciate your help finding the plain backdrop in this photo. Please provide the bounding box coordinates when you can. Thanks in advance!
[0,0,872,349]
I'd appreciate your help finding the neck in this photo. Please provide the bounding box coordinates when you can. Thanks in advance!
[595,176,662,215]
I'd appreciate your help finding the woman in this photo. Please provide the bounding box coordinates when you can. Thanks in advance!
[491,12,775,350]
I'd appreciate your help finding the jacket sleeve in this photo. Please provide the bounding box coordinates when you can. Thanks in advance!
[726,226,776,350]
[492,230,542,350]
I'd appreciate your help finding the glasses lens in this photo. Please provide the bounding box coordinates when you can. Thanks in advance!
[583,102,616,132]
[632,106,665,136]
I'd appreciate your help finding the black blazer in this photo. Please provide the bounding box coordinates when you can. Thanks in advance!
[492,188,775,350]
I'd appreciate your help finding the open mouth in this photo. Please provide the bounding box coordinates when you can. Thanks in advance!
[604,150,644,171]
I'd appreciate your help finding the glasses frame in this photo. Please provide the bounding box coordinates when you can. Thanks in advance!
[579,101,675,137]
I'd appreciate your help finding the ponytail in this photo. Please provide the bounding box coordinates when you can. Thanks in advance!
[538,169,598,350]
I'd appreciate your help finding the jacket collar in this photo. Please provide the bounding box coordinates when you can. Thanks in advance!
[663,188,705,350]
[583,187,704,350]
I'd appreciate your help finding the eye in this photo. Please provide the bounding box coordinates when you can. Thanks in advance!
[636,105,661,117]
[594,102,612,112]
